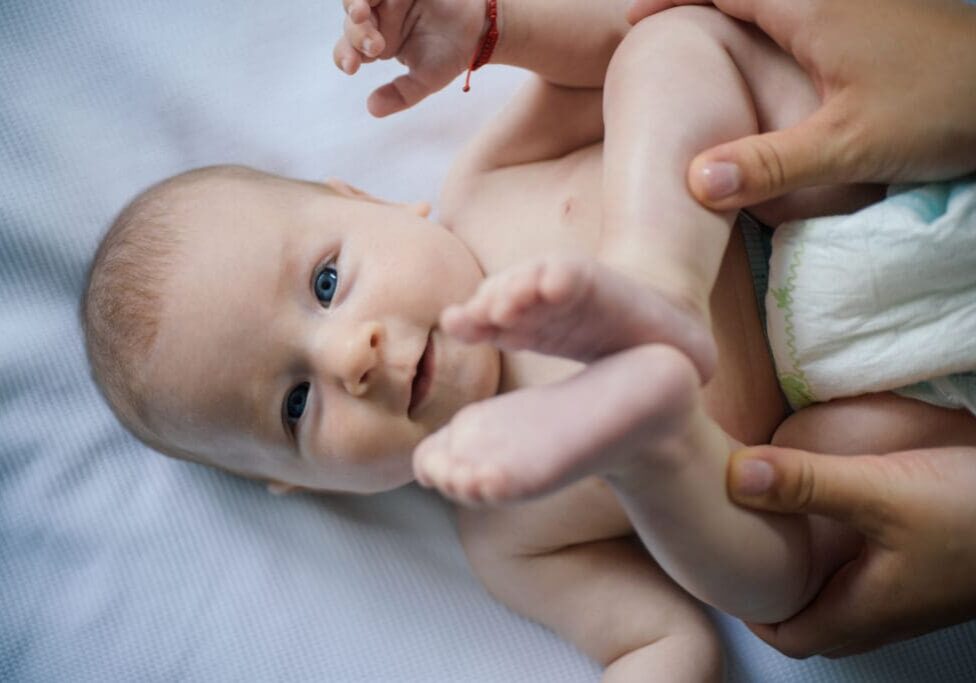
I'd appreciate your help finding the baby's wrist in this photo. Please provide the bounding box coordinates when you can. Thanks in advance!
[461,0,493,60]
[461,0,500,91]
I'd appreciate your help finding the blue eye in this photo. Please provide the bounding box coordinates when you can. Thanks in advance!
[285,383,309,425]
[314,266,339,306]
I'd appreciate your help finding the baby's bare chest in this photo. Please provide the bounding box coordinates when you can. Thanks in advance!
[449,146,635,541]
[452,144,604,276]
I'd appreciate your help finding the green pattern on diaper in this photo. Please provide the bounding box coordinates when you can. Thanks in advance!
[769,238,816,409]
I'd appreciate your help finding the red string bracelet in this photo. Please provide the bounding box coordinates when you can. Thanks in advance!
[462,0,498,92]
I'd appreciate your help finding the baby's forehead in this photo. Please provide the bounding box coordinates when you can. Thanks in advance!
[174,171,275,213]
[172,175,294,248]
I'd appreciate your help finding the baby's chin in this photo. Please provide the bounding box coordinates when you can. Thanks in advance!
[267,474,412,497]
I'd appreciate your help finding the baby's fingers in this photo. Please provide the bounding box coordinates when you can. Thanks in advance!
[344,11,385,60]
[343,0,381,24]
[333,36,363,75]
[367,72,434,117]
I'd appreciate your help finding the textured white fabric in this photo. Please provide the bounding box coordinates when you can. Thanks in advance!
[766,178,976,411]
[2,1,975,681]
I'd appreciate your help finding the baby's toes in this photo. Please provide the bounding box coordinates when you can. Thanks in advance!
[441,309,498,345]
[538,257,591,307]
[449,462,496,506]
[472,465,518,505]
[482,267,539,326]
[413,430,453,487]
[458,278,506,325]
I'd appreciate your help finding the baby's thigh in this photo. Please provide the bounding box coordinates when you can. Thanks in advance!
[715,17,820,136]
[770,393,976,583]
[772,392,976,456]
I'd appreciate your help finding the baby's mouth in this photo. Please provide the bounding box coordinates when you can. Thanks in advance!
[408,332,435,418]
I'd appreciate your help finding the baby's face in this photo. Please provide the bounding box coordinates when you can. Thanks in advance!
[145,176,500,493]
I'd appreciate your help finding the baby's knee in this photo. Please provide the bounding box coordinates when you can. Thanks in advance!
[773,392,976,455]
[605,6,738,98]
[614,5,729,59]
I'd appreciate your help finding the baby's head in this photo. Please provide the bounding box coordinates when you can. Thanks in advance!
[83,165,500,493]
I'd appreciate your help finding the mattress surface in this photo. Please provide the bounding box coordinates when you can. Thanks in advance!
[1,1,974,680]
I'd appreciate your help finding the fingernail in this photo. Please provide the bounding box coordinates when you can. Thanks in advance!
[341,57,353,74]
[363,39,375,56]
[732,459,774,496]
[697,162,741,201]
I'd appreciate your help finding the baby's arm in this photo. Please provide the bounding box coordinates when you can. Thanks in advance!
[457,480,722,682]
[335,0,632,115]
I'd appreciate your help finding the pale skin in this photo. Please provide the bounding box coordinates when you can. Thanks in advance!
[133,4,976,683]
[727,443,976,658]
[627,0,976,209]
[631,0,976,657]
[337,0,976,662]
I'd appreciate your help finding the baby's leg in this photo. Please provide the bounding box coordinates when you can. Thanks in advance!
[426,255,711,502]
[460,484,723,682]
[599,6,864,380]
[441,255,714,365]
[598,8,759,380]
[418,346,822,623]
[418,257,820,622]
[613,391,976,625]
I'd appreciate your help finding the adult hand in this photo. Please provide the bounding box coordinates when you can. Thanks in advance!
[626,0,976,210]
[333,0,485,117]
[726,445,976,658]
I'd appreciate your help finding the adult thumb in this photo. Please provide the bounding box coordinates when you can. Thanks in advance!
[727,446,890,533]
[687,108,847,210]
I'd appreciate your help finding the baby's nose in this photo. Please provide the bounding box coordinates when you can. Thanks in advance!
[325,320,384,396]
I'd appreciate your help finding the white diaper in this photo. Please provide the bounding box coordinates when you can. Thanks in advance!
[765,177,976,413]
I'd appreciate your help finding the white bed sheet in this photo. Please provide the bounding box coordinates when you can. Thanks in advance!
[1,1,974,680]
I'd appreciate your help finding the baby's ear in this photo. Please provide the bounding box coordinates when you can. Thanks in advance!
[404,201,431,218]
[321,177,374,201]
[267,480,298,496]
[321,178,431,217]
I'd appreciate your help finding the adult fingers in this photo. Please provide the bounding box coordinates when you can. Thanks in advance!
[727,445,895,536]
[686,106,856,210]
[746,552,892,658]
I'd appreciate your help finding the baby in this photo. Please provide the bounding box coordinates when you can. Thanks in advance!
[336,0,976,621]
[84,1,976,680]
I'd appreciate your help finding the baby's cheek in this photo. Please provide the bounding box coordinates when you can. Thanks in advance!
[324,407,418,466]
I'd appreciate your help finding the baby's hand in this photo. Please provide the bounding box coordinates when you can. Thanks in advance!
[333,0,486,117]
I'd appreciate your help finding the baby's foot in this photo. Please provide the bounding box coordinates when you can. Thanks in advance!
[440,256,716,382]
[413,344,700,505]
